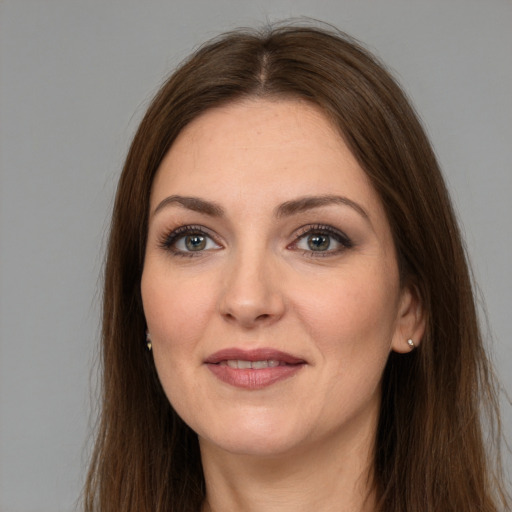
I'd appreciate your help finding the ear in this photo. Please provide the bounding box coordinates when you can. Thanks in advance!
[391,283,426,353]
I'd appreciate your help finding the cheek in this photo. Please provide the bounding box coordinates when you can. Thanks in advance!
[141,267,218,410]
[141,267,217,347]
[295,263,400,357]
[294,267,399,424]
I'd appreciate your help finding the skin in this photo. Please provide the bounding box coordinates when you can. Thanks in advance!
[141,98,425,512]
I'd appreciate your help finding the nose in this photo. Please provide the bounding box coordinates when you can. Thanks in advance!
[218,248,285,329]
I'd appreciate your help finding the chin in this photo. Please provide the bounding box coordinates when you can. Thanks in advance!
[195,412,309,458]
[202,431,302,458]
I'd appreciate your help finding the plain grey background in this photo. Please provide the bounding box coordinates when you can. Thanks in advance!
[1,1,510,511]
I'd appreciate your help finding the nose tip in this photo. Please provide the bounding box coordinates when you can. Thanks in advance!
[219,260,285,328]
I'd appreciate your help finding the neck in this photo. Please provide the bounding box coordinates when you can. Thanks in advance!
[200,420,377,512]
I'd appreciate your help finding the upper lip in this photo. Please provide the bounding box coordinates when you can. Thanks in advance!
[205,348,306,365]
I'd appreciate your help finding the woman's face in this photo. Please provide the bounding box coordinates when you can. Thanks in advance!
[141,99,421,457]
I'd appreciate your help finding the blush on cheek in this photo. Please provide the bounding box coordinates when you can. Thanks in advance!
[145,287,215,348]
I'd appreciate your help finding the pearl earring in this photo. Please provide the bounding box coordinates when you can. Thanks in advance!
[407,339,415,349]
[146,331,152,351]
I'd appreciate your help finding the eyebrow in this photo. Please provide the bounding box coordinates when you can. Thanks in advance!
[275,195,369,221]
[152,194,369,222]
[152,195,225,217]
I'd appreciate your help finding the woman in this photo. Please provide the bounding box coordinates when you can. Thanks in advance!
[84,24,509,511]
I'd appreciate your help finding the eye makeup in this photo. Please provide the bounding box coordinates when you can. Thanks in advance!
[157,221,354,259]
[157,224,222,258]
[289,223,354,258]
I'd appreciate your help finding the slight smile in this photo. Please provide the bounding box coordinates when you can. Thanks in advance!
[205,348,307,390]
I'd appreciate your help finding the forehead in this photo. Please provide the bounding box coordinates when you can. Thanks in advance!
[151,98,381,217]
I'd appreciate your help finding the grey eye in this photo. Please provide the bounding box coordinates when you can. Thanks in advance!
[293,226,352,255]
[306,233,331,251]
[173,233,219,252]
[185,234,207,251]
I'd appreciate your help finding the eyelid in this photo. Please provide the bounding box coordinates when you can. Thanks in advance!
[289,224,354,255]
[157,222,353,258]
[158,224,222,256]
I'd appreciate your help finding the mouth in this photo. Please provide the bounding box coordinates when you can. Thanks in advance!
[219,359,288,369]
[205,348,306,365]
[205,348,306,389]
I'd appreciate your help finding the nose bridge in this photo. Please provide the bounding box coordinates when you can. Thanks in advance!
[219,238,284,327]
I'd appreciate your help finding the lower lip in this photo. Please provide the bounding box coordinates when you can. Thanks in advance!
[206,363,305,389]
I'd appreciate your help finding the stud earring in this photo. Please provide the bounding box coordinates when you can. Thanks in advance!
[407,338,415,349]
[146,331,152,351]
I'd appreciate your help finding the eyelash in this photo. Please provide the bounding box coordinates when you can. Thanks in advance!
[290,224,354,257]
[158,223,353,258]
[158,225,220,258]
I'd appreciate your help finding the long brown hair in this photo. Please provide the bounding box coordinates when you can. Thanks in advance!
[84,23,509,511]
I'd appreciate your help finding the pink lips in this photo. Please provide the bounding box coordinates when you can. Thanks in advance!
[205,348,306,390]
